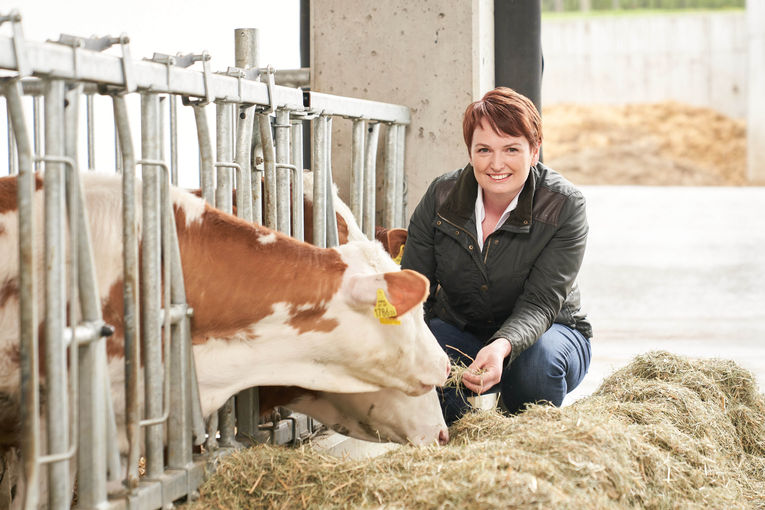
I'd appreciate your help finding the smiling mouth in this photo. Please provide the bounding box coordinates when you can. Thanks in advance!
[488,173,510,181]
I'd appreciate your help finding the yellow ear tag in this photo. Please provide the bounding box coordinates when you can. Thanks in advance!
[374,288,401,325]
[392,244,405,265]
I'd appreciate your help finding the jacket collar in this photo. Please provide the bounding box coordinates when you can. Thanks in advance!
[437,163,538,231]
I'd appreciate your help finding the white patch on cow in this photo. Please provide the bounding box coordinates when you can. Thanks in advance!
[257,232,277,244]
[170,186,206,225]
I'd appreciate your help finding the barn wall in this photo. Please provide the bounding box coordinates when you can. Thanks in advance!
[541,11,747,119]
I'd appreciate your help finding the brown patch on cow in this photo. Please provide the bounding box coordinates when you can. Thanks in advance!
[101,278,128,360]
[0,224,5,236]
[0,174,43,214]
[257,386,318,417]
[383,269,430,317]
[302,199,350,246]
[174,205,347,341]
[386,228,408,260]
[287,304,339,334]
[0,278,18,308]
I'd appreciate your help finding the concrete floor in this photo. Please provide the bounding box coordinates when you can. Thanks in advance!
[318,185,765,457]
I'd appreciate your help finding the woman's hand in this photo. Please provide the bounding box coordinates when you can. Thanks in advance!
[461,338,511,394]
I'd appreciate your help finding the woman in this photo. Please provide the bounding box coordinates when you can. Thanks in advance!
[401,87,592,425]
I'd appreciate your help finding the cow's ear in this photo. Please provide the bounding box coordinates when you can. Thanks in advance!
[386,228,408,260]
[383,269,428,316]
[346,269,428,317]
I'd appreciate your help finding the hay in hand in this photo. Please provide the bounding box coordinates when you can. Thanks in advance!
[185,351,765,509]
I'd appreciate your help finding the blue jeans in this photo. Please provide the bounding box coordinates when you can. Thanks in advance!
[429,318,591,425]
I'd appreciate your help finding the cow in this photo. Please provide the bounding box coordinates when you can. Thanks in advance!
[0,172,449,443]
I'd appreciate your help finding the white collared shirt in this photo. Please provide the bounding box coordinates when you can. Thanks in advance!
[475,186,523,251]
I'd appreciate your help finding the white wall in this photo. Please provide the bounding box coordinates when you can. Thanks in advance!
[541,12,748,119]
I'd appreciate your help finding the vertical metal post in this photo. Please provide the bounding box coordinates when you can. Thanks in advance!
[86,93,95,170]
[216,102,234,212]
[275,109,291,234]
[169,94,179,185]
[312,115,327,247]
[44,78,70,509]
[395,124,406,226]
[259,113,277,229]
[141,92,164,479]
[8,107,17,174]
[325,116,339,247]
[112,94,141,487]
[235,104,255,222]
[350,118,366,227]
[363,122,380,239]
[290,119,304,241]
[33,95,42,171]
[383,123,398,229]
[193,105,215,204]
[234,28,260,71]
[4,79,40,510]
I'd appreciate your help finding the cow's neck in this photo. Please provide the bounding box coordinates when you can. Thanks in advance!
[174,205,348,341]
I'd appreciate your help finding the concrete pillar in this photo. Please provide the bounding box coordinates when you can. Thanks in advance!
[310,0,494,219]
[748,0,765,184]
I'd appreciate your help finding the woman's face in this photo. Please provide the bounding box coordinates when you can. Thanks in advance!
[470,120,540,205]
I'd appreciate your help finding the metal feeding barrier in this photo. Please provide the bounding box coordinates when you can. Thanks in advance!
[0,10,411,510]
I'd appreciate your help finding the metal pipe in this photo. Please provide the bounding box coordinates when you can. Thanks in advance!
[350,118,365,227]
[362,122,380,239]
[192,105,215,204]
[234,28,260,70]
[396,124,406,226]
[275,109,291,234]
[111,93,142,487]
[235,104,255,222]
[4,78,41,510]
[290,120,304,241]
[312,116,327,247]
[325,116,338,247]
[216,101,234,212]
[140,92,164,479]
[43,78,70,509]
[7,107,16,174]
[383,123,397,229]
[86,93,95,170]
[169,94,179,185]
[258,113,277,229]
[33,94,42,172]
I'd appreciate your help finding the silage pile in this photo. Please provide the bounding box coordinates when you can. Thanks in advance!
[187,351,765,509]
[542,102,748,186]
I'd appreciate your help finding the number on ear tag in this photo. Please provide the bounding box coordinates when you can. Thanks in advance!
[374,288,401,325]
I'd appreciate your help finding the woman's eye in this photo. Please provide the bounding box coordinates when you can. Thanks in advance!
[477,148,489,153]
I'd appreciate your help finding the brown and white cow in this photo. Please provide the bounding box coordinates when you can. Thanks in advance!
[0,172,449,444]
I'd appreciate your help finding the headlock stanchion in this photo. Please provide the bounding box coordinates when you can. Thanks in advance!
[0,12,411,509]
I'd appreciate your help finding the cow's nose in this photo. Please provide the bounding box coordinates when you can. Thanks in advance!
[445,363,451,379]
[438,428,449,446]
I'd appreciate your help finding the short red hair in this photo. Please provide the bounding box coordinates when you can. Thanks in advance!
[462,87,542,153]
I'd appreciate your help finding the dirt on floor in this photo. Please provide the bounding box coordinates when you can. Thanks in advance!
[542,102,748,186]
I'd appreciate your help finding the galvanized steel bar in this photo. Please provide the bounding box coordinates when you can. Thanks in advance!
[192,104,215,204]
[7,107,16,174]
[111,93,142,487]
[275,109,291,234]
[350,118,365,227]
[383,123,397,229]
[325,116,339,247]
[234,104,254,222]
[33,94,42,171]
[259,112,277,229]
[306,91,410,124]
[43,78,70,509]
[4,78,40,510]
[362,122,380,239]
[140,92,164,479]
[312,115,327,247]
[215,101,234,212]
[396,123,406,226]
[169,94,179,185]
[86,92,95,170]
[290,119,304,241]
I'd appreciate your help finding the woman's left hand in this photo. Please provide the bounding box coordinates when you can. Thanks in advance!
[461,338,511,394]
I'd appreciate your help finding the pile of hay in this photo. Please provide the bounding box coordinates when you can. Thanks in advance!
[542,102,748,186]
[186,351,765,509]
